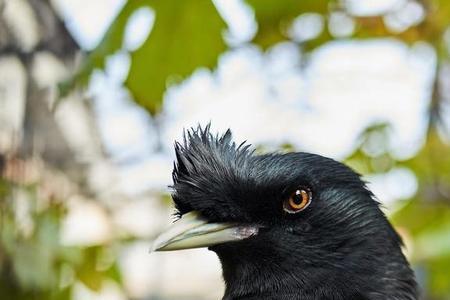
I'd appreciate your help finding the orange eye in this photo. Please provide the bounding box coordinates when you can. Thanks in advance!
[283,188,311,213]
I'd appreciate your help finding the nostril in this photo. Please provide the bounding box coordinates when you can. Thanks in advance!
[235,226,260,239]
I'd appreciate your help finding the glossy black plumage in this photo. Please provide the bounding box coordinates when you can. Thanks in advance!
[171,125,418,300]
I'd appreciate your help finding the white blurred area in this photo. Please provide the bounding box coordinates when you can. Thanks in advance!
[5,0,437,299]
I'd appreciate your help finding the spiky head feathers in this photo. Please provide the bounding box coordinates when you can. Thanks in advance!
[172,125,254,222]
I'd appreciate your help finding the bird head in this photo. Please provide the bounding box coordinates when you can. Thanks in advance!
[153,125,417,299]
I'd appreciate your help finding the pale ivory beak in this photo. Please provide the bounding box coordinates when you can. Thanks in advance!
[152,211,259,251]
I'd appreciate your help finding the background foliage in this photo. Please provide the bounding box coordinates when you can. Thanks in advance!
[2,0,450,299]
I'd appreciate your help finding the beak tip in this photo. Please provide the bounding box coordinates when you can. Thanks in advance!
[150,240,166,253]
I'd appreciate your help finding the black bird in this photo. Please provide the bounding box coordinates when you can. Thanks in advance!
[153,126,418,300]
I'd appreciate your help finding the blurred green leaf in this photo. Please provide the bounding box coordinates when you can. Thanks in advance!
[427,255,450,298]
[75,247,104,292]
[426,0,450,37]
[105,262,123,285]
[71,0,227,115]
[245,0,450,56]
[416,219,450,260]
[345,123,395,175]
[0,182,121,299]
[126,0,227,114]
[352,16,422,43]
[392,199,450,241]
[400,131,450,202]
[390,130,450,299]
[13,243,56,290]
[245,0,334,49]
[61,0,148,93]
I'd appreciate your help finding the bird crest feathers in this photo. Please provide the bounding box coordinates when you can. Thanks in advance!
[172,124,253,185]
[171,125,254,218]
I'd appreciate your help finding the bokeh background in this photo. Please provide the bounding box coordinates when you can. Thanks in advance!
[1,0,450,299]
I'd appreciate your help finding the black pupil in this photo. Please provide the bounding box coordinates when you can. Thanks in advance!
[293,191,304,205]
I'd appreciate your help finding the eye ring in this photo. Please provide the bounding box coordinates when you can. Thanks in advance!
[283,188,312,214]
